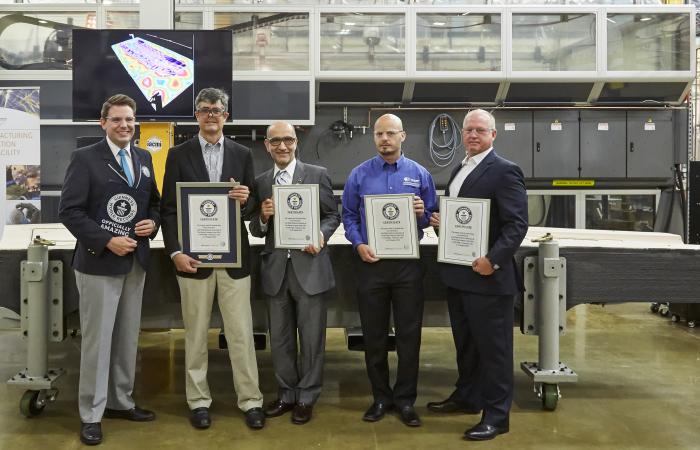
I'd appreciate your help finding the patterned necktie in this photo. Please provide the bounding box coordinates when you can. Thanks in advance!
[204,143,218,182]
[118,148,133,187]
[276,169,289,185]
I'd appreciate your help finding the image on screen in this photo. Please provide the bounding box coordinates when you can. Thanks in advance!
[72,29,232,121]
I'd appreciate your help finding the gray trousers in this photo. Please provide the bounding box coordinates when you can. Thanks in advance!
[75,260,145,423]
[268,261,327,406]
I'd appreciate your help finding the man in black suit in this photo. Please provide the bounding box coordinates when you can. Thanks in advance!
[59,94,160,445]
[249,121,340,425]
[160,88,265,430]
[428,109,528,441]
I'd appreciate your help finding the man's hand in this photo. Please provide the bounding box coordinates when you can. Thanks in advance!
[357,244,379,263]
[106,236,137,256]
[134,219,155,237]
[173,253,200,273]
[472,256,495,276]
[228,178,249,205]
[429,212,440,229]
[260,198,274,224]
[413,196,425,217]
[302,232,325,255]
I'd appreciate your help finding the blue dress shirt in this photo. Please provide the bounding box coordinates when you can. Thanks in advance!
[342,154,438,248]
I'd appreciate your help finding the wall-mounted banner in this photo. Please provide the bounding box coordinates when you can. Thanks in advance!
[0,88,41,241]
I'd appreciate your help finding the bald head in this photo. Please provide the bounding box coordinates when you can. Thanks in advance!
[266,121,296,139]
[463,109,495,130]
[373,114,406,163]
[265,121,298,169]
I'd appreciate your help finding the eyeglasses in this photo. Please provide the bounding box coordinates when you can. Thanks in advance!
[196,107,226,117]
[374,130,404,138]
[105,116,136,124]
[267,136,297,147]
[462,127,493,135]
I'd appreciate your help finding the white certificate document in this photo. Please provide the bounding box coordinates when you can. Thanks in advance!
[437,197,490,266]
[188,194,230,253]
[273,184,321,249]
[364,193,419,259]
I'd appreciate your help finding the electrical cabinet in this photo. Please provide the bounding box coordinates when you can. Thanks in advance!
[533,110,579,178]
[627,110,674,179]
[492,110,533,178]
[580,110,626,178]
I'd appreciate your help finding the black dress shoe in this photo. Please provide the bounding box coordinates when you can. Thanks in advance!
[245,407,266,429]
[362,402,392,422]
[426,398,480,414]
[80,422,102,446]
[189,407,211,429]
[264,399,295,418]
[291,403,313,425]
[104,406,155,422]
[463,423,509,441]
[398,405,422,427]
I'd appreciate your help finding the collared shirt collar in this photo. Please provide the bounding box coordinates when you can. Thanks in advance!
[273,157,297,181]
[106,136,130,159]
[462,147,493,166]
[374,152,405,170]
[198,133,224,151]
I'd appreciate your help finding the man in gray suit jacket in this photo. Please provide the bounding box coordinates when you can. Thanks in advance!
[250,121,340,425]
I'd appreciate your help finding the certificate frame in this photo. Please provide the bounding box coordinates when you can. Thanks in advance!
[272,183,321,250]
[364,193,419,259]
[176,181,241,268]
[437,196,490,266]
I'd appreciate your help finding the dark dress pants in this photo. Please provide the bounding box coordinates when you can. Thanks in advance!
[357,259,424,407]
[447,287,514,428]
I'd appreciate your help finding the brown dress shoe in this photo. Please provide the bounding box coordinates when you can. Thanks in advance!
[291,403,313,425]
[264,399,295,418]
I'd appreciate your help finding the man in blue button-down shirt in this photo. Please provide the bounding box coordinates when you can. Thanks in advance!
[342,113,437,427]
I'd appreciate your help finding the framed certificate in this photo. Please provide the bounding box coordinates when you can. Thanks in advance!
[176,181,241,268]
[364,193,419,259]
[437,196,490,266]
[272,183,321,249]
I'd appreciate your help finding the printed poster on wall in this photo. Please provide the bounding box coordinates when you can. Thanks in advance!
[0,88,41,241]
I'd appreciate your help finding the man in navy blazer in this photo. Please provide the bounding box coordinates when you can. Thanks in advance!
[59,94,160,445]
[160,88,265,430]
[428,109,528,441]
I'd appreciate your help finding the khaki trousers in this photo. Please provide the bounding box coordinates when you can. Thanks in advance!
[177,270,263,411]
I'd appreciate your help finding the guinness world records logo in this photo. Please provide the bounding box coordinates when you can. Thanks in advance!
[200,200,218,217]
[287,193,303,210]
[107,193,137,223]
[455,206,472,224]
[382,203,399,220]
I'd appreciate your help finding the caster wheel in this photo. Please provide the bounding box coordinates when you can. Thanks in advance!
[659,305,669,317]
[688,320,696,328]
[671,314,680,323]
[650,303,660,314]
[19,390,45,418]
[542,384,559,411]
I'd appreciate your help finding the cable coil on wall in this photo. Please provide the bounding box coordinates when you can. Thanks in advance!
[428,113,462,168]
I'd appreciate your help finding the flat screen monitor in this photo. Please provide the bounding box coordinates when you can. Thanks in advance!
[72,29,232,121]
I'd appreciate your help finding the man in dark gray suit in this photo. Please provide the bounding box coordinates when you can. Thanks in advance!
[250,121,340,425]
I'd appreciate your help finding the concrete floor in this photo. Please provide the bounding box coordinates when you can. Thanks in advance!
[1,303,699,450]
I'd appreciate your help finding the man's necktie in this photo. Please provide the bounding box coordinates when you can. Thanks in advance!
[276,169,289,185]
[118,148,133,187]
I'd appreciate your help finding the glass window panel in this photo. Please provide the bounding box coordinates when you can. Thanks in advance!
[528,194,576,228]
[105,10,139,29]
[0,12,94,70]
[512,13,595,71]
[0,0,96,3]
[103,0,140,4]
[607,13,689,71]
[215,12,309,71]
[320,13,405,71]
[585,194,655,231]
[175,11,203,30]
[416,13,500,72]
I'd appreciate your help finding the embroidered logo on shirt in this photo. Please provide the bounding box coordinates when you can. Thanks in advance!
[142,166,151,177]
[402,176,420,188]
